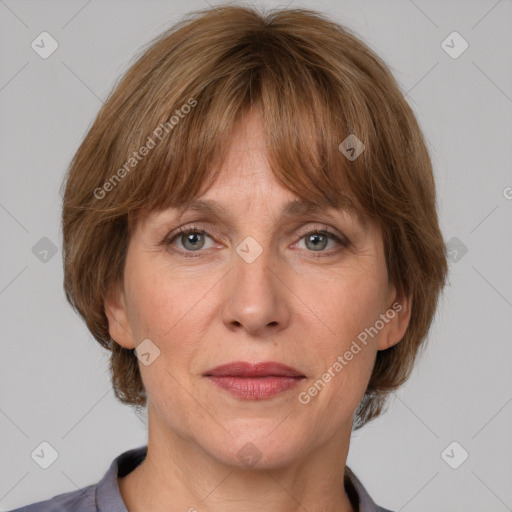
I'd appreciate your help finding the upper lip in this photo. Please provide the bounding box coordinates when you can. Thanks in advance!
[204,361,305,378]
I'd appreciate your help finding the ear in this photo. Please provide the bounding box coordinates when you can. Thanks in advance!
[104,280,136,349]
[376,282,412,351]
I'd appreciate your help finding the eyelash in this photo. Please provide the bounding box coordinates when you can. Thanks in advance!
[164,223,351,259]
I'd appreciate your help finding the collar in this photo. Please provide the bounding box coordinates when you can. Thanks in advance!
[95,445,385,512]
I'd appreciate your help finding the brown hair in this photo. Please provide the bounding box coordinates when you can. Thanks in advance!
[61,5,448,429]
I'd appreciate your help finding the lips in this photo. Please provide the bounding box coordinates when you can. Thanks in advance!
[204,362,306,400]
[204,361,305,378]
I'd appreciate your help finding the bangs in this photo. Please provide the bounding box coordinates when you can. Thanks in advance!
[99,19,384,230]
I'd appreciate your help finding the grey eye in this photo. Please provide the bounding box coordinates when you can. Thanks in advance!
[181,232,206,251]
[304,232,330,251]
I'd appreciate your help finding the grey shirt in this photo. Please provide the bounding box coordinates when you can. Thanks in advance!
[9,445,394,512]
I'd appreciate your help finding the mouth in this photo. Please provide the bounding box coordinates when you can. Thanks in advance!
[203,361,305,400]
[204,361,305,378]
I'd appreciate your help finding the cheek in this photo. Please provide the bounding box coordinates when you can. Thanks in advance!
[292,267,383,406]
[124,263,209,419]
[293,264,386,350]
[124,258,220,378]
[125,256,204,339]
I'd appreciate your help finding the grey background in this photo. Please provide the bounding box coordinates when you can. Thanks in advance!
[1,0,511,511]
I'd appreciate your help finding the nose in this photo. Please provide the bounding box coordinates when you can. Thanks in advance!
[221,244,291,337]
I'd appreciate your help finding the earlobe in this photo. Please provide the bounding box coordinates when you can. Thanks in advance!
[377,291,413,351]
[104,282,135,349]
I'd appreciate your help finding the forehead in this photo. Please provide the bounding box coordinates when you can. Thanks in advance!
[176,111,364,219]
[131,108,374,233]
[172,196,364,224]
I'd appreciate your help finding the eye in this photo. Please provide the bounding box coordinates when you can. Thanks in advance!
[165,224,350,258]
[293,227,350,257]
[166,224,219,256]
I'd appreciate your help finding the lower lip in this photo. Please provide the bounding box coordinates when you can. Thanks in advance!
[206,376,304,400]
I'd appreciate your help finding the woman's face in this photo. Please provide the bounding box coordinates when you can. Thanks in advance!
[106,109,410,469]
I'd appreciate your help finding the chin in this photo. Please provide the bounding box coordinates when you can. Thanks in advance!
[201,428,306,470]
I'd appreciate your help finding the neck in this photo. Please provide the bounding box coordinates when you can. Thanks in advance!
[118,407,357,512]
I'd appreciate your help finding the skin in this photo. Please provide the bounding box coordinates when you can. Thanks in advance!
[106,108,411,512]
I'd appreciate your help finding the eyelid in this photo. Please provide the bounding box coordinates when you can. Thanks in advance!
[165,223,224,243]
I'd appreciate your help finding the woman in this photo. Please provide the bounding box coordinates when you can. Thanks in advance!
[12,5,448,512]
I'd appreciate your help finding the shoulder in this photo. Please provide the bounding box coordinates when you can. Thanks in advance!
[7,445,147,512]
[6,483,96,511]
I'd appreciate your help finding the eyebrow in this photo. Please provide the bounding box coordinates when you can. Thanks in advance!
[174,196,365,226]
